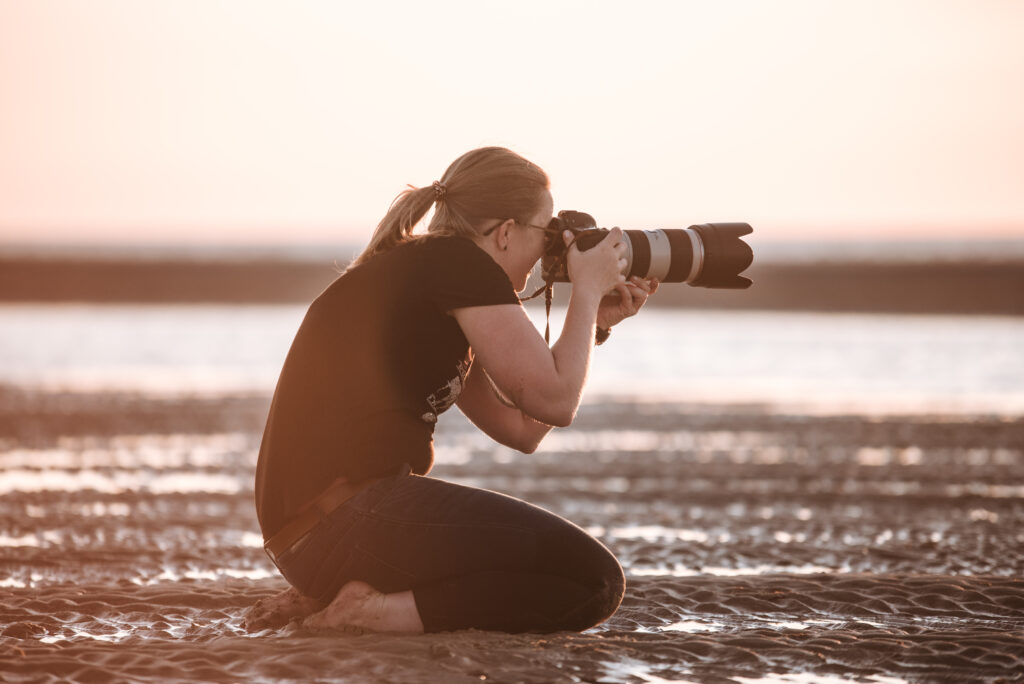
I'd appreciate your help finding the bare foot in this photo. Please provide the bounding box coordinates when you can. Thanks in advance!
[301,580,424,634]
[244,585,325,631]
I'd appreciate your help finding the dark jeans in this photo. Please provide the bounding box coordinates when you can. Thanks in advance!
[271,472,625,633]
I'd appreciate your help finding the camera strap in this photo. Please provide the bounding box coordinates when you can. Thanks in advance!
[520,232,583,344]
[521,281,555,344]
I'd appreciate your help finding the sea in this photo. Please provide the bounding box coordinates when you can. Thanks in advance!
[1,303,1022,416]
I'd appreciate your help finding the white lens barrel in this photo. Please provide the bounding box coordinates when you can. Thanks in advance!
[621,233,634,276]
[645,230,673,281]
[619,227,706,282]
[685,227,704,283]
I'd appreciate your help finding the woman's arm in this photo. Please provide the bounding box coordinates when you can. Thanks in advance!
[456,360,554,453]
[451,292,600,428]
[456,274,658,451]
[452,229,626,429]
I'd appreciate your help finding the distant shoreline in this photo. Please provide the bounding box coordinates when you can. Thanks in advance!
[1,256,1022,315]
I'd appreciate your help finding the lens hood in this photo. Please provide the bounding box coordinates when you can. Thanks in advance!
[689,223,754,289]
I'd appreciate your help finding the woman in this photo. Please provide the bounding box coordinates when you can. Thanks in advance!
[245,147,658,634]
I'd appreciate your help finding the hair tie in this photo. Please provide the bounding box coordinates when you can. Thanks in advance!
[432,180,447,203]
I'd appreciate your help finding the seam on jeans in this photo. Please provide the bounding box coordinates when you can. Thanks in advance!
[360,476,406,515]
[272,528,314,566]
[353,544,418,584]
[303,509,369,597]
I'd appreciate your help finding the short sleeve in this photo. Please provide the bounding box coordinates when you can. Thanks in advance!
[423,237,520,313]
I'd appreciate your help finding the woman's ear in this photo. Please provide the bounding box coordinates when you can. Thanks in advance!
[495,219,515,252]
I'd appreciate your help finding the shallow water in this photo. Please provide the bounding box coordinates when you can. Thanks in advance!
[1,306,1023,681]
[2,304,1023,413]
[2,391,1022,682]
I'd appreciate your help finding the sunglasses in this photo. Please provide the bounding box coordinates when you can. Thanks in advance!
[481,219,556,237]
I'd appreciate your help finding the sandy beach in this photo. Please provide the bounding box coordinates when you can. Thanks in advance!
[1,385,1022,683]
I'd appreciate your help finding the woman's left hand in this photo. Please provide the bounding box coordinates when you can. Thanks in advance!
[596,276,659,330]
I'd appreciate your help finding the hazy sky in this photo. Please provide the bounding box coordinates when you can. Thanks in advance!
[1,0,1022,246]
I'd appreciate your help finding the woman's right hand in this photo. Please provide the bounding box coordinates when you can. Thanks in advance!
[564,228,627,297]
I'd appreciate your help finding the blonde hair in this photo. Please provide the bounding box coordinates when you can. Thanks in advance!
[350,147,550,268]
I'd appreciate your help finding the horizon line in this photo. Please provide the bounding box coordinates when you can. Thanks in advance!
[3,235,1024,265]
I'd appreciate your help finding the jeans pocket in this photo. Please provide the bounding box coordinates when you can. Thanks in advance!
[271,529,313,569]
[273,534,317,591]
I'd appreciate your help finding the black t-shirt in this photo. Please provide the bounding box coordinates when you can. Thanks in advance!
[255,235,520,539]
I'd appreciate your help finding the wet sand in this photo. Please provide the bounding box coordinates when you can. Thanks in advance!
[1,387,1022,682]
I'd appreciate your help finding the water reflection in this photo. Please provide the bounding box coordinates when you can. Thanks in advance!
[3,305,1023,414]
[630,564,842,577]
[0,469,243,494]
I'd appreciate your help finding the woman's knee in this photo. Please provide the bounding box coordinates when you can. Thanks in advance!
[592,555,626,619]
[556,536,625,630]
[583,533,625,594]
[559,562,625,631]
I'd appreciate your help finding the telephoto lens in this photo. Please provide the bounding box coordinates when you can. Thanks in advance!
[541,210,754,289]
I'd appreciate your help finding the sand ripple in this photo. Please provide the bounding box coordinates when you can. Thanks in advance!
[1,389,1022,682]
[2,576,1022,683]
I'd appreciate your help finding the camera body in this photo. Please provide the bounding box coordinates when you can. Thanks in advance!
[541,211,754,289]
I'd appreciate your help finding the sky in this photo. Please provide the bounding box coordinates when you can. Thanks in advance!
[1,0,1022,248]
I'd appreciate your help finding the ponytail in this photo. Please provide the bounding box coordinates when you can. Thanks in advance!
[350,147,549,268]
[349,184,436,268]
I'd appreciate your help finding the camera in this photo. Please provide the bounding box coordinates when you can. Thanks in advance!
[541,211,754,289]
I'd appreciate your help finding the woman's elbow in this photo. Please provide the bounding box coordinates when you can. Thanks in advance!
[547,409,575,429]
[515,386,577,430]
[549,392,580,428]
[501,431,541,454]
[517,440,539,455]
[530,401,575,430]
[515,429,549,454]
